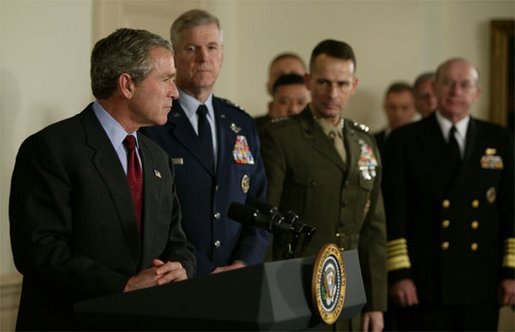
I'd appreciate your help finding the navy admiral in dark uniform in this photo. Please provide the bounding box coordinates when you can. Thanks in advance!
[141,9,268,275]
[383,57,515,330]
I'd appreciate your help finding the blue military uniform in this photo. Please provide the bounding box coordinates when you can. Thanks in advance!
[141,96,269,275]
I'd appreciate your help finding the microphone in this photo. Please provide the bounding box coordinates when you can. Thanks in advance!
[228,202,293,233]
[227,203,274,232]
[228,200,317,259]
[248,199,279,216]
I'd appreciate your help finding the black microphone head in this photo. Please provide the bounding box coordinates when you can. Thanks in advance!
[248,199,278,216]
[227,202,259,225]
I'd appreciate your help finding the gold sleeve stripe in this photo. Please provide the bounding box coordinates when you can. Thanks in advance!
[387,238,411,272]
[503,238,515,268]
[388,255,411,271]
[503,255,515,269]
[388,238,407,247]
[387,248,408,256]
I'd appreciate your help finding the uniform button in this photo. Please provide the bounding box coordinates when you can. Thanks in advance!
[213,212,221,220]
[311,181,317,186]
[442,200,450,208]
[471,220,479,230]
[441,242,449,250]
[471,200,479,208]
[214,240,221,248]
[442,220,450,229]
[215,185,219,192]
[470,243,478,251]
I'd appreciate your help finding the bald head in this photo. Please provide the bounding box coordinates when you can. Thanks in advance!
[433,58,481,123]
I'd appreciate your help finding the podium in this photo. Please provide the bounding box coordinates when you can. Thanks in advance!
[75,250,366,331]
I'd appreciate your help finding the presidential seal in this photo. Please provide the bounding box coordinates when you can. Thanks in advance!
[312,243,346,325]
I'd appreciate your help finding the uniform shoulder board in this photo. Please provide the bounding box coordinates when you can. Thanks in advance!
[219,98,245,112]
[350,121,369,133]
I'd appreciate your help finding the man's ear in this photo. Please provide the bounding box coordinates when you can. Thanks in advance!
[119,73,135,99]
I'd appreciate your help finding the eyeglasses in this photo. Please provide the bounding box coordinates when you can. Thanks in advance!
[440,79,477,91]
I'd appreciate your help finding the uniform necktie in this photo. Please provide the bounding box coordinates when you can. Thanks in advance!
[329,129,346,163]
[447,126,461,181]
[197,105,215,171]
[123,135,142,231]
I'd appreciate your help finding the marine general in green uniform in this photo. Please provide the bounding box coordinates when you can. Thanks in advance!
[261,39,387,332]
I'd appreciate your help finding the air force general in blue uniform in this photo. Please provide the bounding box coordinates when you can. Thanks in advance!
[141,92,269,275]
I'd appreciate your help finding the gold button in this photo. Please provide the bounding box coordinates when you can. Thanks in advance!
[471,200,479,208]
[335,233,341,237]
[471,221,479,230]
[441,242,449,250]
[442,200,450,208]
[442,220,450,229]
[471,243,478,251]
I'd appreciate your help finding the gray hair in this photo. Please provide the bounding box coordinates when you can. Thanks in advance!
[413,72,435,89]
[170,9,222,49]
[91,28,172,99]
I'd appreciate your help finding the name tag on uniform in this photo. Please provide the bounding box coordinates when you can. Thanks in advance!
[172,158,184,165]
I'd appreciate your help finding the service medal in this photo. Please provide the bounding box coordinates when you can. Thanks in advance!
[357,139,378,180]
[232,135,255,165]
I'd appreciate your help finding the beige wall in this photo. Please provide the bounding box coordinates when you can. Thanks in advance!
[1,0,514,330]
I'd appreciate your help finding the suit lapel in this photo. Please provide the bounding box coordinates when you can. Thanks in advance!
[213,97,232,177]
[416,114,449,185]
[167,103,215,175]
[300,109,346,171]
[80,107,141,264]
[138,135,163,267]
[448,118,478,192]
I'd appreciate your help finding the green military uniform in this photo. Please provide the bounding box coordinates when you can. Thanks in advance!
[260,106,387,328]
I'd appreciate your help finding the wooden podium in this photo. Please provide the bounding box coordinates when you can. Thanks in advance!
[75,250,366,331]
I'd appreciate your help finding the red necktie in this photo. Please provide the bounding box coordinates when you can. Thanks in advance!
[123,135,143,231]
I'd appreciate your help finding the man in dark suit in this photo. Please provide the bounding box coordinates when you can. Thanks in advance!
[9,28,196,330]
[383,57,515,330]
[373,82,416,158]
[141,9,268,276]
[260,39,387,332]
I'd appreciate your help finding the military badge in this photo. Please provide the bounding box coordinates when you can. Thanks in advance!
[480,147,503,169]
[241,174,250,194]
[229,122,241,133]
[486,187,496,204]
[312,243,346,325]
[232,135,255,164]
[357,139,378,180]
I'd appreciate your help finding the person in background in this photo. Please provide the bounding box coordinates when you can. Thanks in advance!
[9,28,196,330]
[413,72,437,118]
[383,57,514,331]
[141,9,268,276]
[374,82,417,157]
[265,73,310,125]
[255,52,307,129]
[261,39,387,332]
